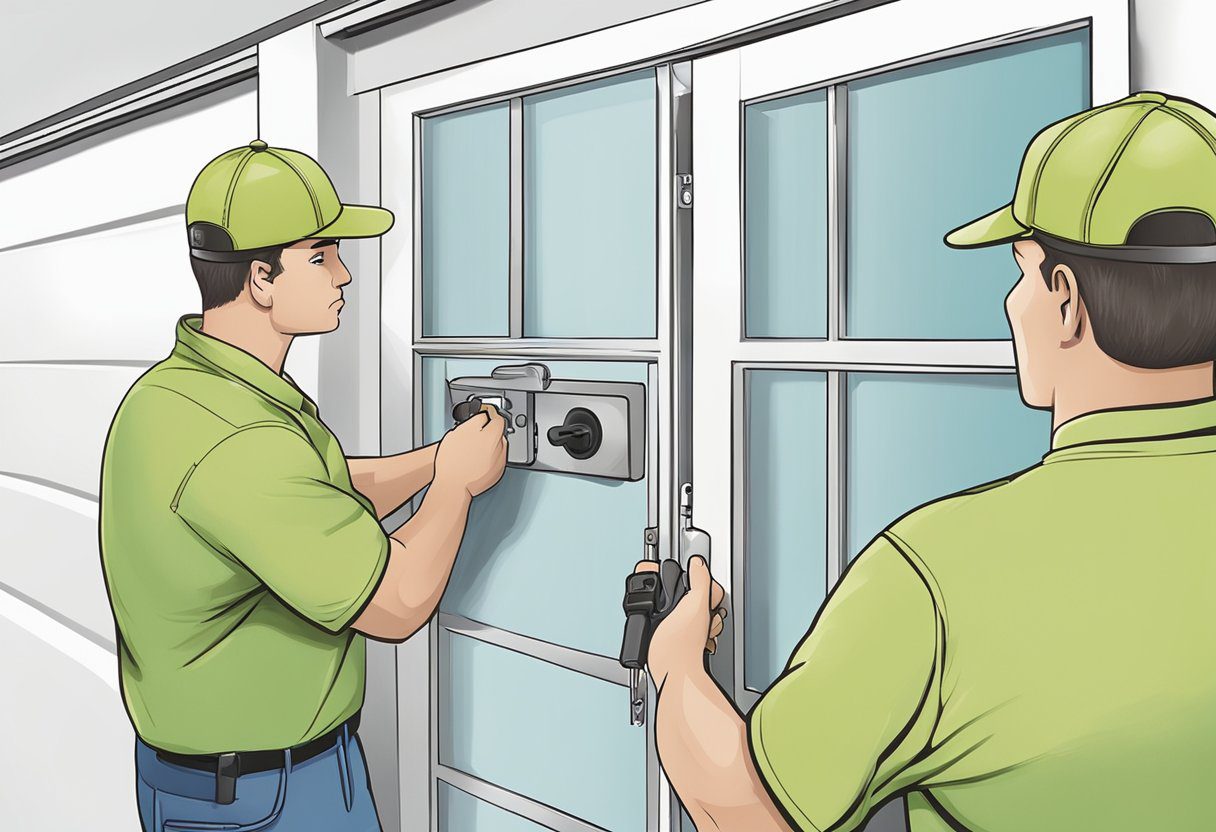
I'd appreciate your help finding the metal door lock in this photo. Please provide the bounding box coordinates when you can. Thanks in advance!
[449,363,645,481]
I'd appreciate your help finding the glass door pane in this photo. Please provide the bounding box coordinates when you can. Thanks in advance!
[744,91,829,338]
[845,29,1090,338]
[744,370,829,691]
[422,104,512,336]
[523,71,658,338]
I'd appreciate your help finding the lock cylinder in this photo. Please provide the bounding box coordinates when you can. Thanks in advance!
[547,408,603,459]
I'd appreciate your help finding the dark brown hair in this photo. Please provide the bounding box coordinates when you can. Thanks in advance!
[189,248,285,311]
[1036,214,1216,369]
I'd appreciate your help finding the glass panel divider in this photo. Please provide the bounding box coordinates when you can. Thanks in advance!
[827,83,846,342]
[436,767,610,832]
[437,612,629,686]
[827,369,845,588]
[509,98,524,340]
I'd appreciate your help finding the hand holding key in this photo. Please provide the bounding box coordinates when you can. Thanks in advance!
[622,556,726,690]
[436,403,507,497]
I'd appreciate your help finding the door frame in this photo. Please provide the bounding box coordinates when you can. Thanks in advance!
[382,57,684,832]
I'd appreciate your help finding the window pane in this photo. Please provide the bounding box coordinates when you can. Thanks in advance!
[438,783,550,832]
[846,29,1090,338]
[745,370,828,691]
[524,71,657,338]
[423,104,510,336]
[745,91,828,338]
[846,373,1050,558]
[441,634,646,831]
[422,357,649,657]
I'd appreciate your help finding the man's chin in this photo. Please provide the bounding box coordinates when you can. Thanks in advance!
[284,318,341,336]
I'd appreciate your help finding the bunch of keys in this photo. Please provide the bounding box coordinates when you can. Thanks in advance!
[451,395,513,434]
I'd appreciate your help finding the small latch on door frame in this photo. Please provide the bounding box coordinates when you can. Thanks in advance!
[676,174,693,208]
[628,526,660,727]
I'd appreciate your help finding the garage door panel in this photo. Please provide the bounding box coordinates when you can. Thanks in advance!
[0,364,144,497]
[0,214,199,362]
[0,82,256,251]
[0,478,113,644]
[0,614,134,829]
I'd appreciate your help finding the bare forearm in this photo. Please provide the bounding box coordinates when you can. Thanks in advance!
[348,443,439,519]
[355,475,471,641]
[657,667,793,832]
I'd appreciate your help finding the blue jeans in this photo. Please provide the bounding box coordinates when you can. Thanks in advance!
[136,726,381,831]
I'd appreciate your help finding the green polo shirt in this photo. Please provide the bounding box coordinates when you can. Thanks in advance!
[750,397,1216,831]
[99,316,389,754]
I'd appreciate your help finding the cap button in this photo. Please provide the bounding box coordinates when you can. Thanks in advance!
[249,139,268,152]
[1135,92,1167,105]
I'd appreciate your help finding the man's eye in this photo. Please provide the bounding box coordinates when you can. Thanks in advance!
[310,255,324,265]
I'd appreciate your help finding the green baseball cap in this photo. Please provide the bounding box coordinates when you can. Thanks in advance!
[186,139,394,261]
[945,92,1216,262]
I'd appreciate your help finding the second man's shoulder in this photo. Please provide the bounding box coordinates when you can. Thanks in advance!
[881,467,1044,567]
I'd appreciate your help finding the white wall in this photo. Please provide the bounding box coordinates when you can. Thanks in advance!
[0,0,322,140]
[1132,0,1216,104]
[0,80,257,831]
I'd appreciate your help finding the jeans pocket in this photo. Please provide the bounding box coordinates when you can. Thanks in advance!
[157,765,288,832]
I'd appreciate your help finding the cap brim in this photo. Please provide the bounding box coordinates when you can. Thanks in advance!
[316,204,395,239]
[944,203,1032,249]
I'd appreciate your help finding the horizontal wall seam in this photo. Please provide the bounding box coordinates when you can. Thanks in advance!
[0,470,100,508]
[0,580,117,656]
[0,204,185,255]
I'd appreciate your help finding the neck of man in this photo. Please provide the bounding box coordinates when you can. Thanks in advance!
[201,299,294,376]
[1052,359,1215,432]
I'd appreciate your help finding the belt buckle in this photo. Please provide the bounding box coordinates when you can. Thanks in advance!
[216,752,240,805]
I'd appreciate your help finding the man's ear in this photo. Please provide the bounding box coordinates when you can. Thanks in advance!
[1052,263,1085,346]
[248,260,276,309]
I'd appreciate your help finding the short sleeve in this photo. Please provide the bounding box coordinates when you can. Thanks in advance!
[175,425,390,634]
[748,535,943,832]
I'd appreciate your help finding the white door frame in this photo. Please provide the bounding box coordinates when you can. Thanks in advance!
[381,53,681,832]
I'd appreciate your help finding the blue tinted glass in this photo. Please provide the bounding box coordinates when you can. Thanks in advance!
[846,30,1090,338]
[745,370,828,691]
[423,104,510,336]
[441,634,646,831]
[524,71,657,337]
[422,357,649,657]
[745,91,828,338]
[846,373,1050,558]
[438,783,550,832]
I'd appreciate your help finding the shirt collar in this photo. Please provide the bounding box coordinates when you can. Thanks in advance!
[172,315,313,415]
[1050,396,1216,454]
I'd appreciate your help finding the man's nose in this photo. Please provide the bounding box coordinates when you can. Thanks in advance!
[335,258,352,288]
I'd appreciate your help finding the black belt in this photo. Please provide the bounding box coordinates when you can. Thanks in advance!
[153,712,360,804]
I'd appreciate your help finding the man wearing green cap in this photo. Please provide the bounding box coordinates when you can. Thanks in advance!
[99,140,507,830]
[634,92,1216,831]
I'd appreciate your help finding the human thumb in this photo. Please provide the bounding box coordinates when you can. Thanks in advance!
[686,555,710,606]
